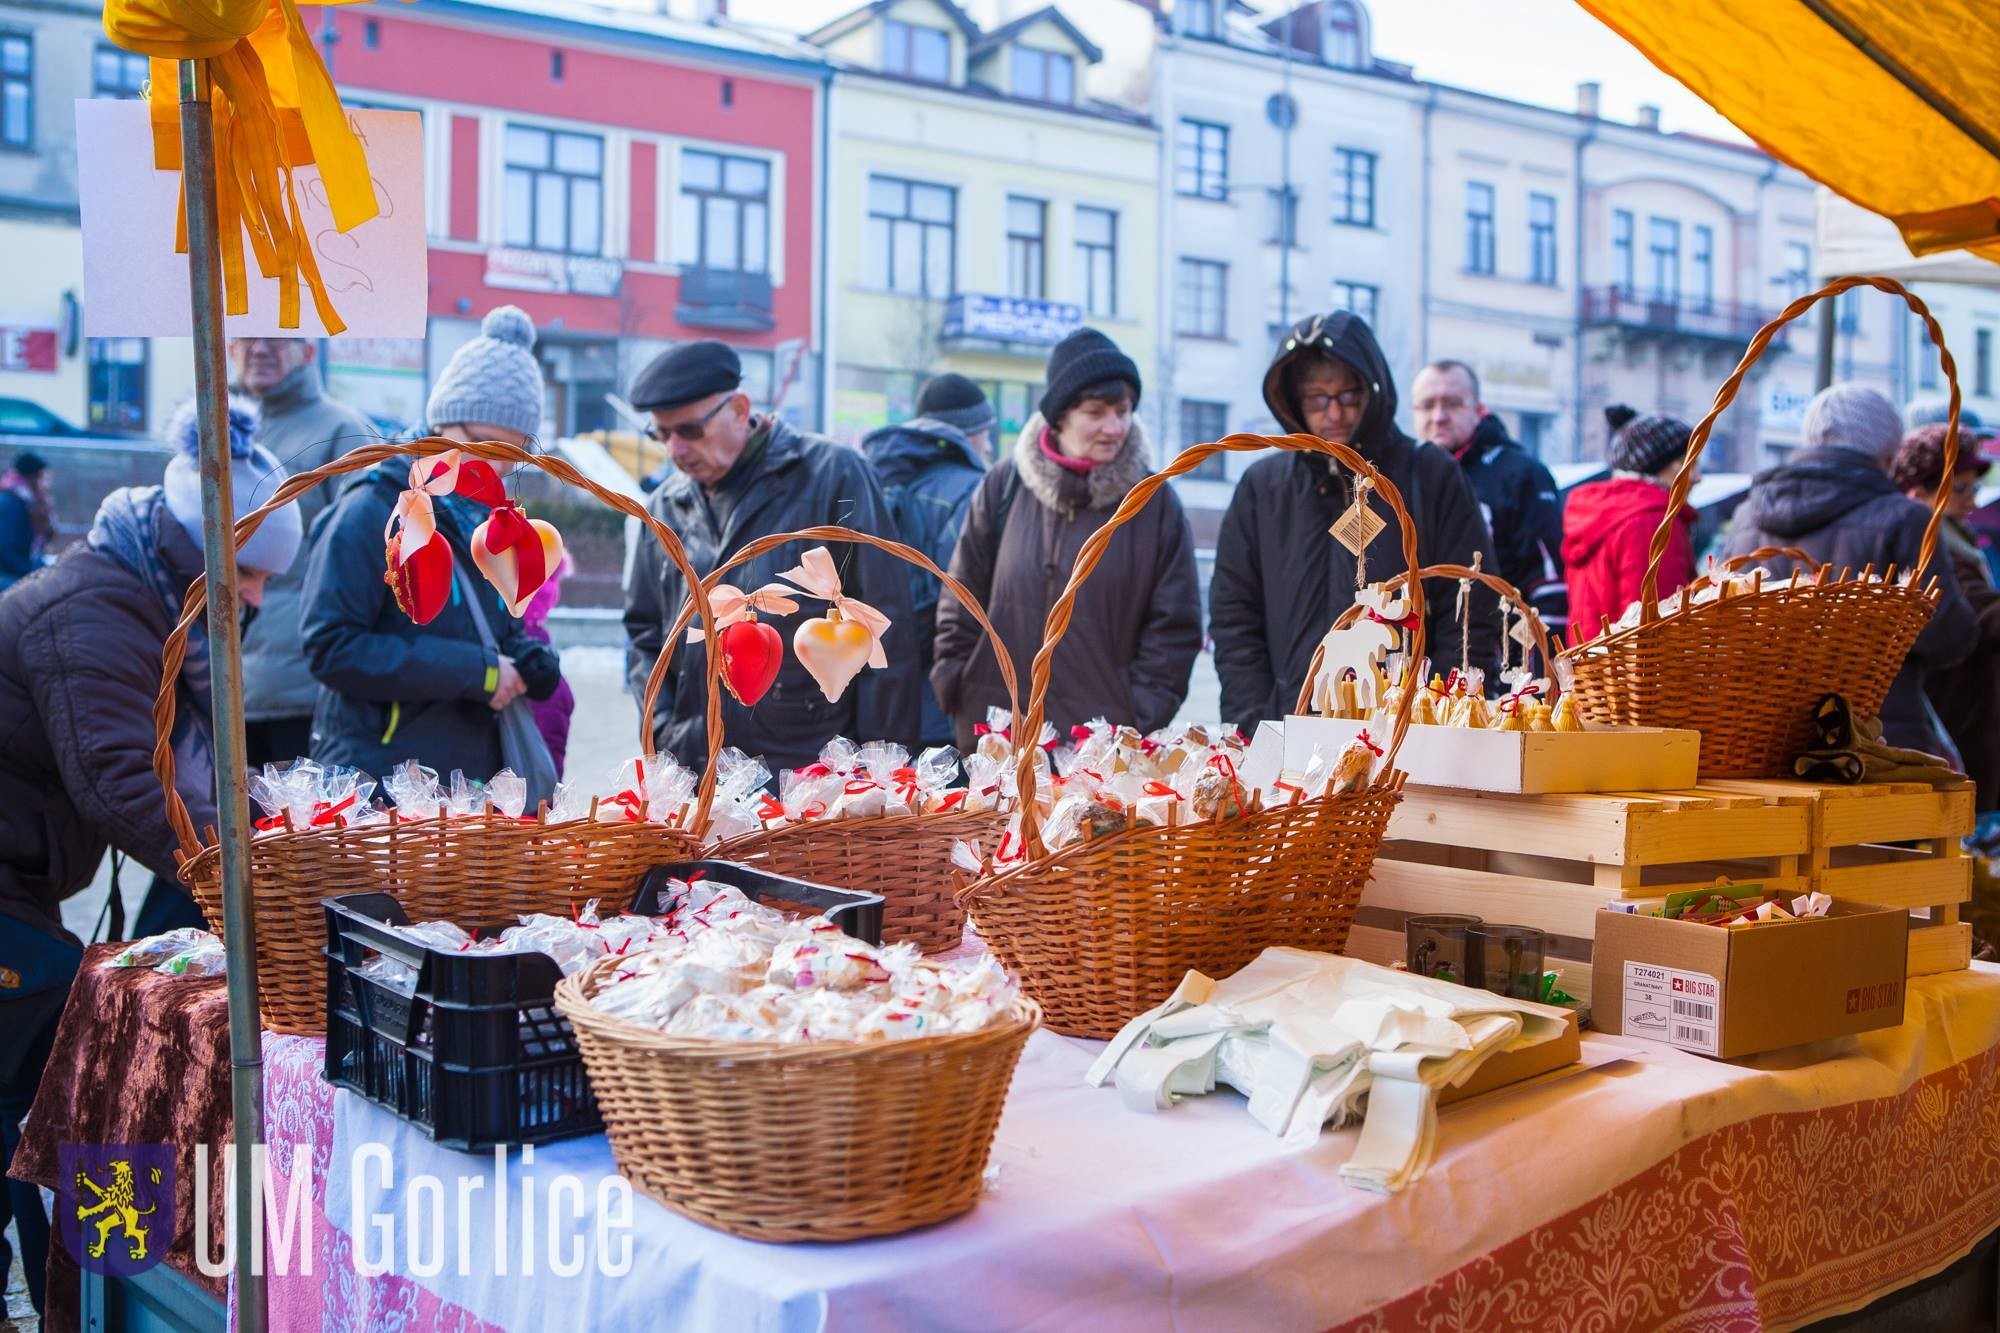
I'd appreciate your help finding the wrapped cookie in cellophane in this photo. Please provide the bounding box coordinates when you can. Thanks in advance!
[702,747,774,844]
[248,759,379,833]
[599,753,698,826]
[382,760,444,821]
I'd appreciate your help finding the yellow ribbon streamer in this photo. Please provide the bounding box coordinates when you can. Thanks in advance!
[103,0,390,333]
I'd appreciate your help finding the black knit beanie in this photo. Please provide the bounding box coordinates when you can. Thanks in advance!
[1039,328,1141,426]
[1607,404,1692,477]
[915,372,996,435]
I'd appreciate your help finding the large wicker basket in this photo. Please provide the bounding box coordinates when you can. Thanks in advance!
[555,955,1040,1241]
[152,438,725,1034]
[958,433,1427,1038]
[1562,276,1960,778]
[642,525,1020,954]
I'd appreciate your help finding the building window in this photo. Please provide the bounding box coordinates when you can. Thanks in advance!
[1332,279,1378,328]
[1268,186,1299,247]
[1647,217,1680,303]
[1517,411,1553,457]
[681,149,770,275]
[1919,340,1940,390]
[1333,148,1375,227]
[1783,241,1812,303]
[1181,0,1218,39]
[1,34,30,149]
[1180,399,1228,479]
[1075,205,1118,316]
[1838,288,1861,334]
[1978,328,1994,399]
[1612,209,1635,295]
[87,338,148,434]
[1464,182,1495,274]
[1010,47,1074,104]
[1006,195,1045,300]
[364,18,379,48]
[1325,0,1364,69]
[1175,119,1229,201]
[502,125,603,255]
[1691,224,1714,312]
[1528,193,1558,285]
[883,20,950,82]
[866,175,956,297]
[1177,259,1227,338]
[93,45,149,99]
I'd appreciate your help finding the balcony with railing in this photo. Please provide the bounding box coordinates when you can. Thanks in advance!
[1581,287,1786,348]
[676,268,775,332]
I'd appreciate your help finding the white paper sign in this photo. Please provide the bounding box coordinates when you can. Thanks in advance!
[1622,960,1720,1055]
[76,99,428,338]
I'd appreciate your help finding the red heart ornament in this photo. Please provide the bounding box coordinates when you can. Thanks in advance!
[718,618,784,706]
[386,529,454,625]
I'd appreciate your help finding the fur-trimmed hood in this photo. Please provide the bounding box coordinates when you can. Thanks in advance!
[1011,413,1152,515]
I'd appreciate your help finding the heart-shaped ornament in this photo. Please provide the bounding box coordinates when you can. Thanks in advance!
[794,612,876,702]
[470,507,564,616]
[718,617,784,706]
[386,529,454,625]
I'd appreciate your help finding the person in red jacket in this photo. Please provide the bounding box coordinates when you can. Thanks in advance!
[1562,406,1697,642]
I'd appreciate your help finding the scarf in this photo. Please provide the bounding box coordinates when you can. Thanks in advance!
[1039,426,1100,475]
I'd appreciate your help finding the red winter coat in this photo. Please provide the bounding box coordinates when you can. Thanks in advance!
[1560,478,1695,642]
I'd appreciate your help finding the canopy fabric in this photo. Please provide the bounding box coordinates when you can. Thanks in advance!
[1817,190,2000,286]
[1578,0,2000,267]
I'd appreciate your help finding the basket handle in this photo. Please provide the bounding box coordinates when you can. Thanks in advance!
[1315,562,1552,698]
[1012,432,1426,859]
[1637,276,1961,619]
[642,524,1023,777]
[151,437,721,861]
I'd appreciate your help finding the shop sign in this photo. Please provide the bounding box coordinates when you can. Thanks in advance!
[485,248,624,298]
[942,294,1081,347]
[0,326,57,373]
[1764,384,1813,434]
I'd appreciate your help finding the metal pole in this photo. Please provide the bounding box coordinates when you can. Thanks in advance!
[1815,299,1837,390]
[177,57,269,1333]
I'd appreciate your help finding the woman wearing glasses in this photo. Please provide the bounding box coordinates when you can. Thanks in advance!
[1208,311,1499,737]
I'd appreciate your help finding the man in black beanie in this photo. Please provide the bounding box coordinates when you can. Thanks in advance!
[861,373,993,747]
[622,340,918,774]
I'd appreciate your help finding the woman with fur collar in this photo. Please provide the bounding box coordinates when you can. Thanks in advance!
[932,329,1201,746]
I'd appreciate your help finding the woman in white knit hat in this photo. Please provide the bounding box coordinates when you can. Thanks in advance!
[299,306,562,784]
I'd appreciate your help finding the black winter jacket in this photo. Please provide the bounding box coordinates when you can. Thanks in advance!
[0,529,213,932]
[300,468,561,782]
[861,417,987,747]
[1212,312,1500,735]
[1723,445,1975,755]
[1455,414,1564,592]
[624,416,919,777]
[932,415,1201,743]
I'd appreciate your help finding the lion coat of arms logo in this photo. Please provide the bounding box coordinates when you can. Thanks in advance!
[59,1144,175,1277]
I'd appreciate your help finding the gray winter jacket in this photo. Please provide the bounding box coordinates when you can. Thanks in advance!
[1724,445,1976,755]
[238,366,378,722]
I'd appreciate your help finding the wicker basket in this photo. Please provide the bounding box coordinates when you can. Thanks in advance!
[1562,276,1961,778]
[1312,561,1556,705]
[555,955,1040,1241]
[642,525,1021,954]
[152,438,725,1034]
[957,433,1427,1038]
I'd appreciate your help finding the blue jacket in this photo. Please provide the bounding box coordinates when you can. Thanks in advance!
[861,418,987,747]
[0,490,36,589]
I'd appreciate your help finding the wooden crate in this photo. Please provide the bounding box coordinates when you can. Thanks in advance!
[1346,786,1815,1008]
[1710,780,1975,977]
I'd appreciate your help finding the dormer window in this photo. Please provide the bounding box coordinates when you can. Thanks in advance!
[1181,0,1218,39]
[1326,0,1364,68]
[884,18,951,82]
[1010,47,1075,104]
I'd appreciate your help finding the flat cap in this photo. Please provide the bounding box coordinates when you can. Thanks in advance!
[630,339,742,412]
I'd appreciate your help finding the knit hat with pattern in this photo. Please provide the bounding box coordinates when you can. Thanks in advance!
[426,305,545,440]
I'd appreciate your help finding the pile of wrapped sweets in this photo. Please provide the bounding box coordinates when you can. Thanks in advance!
[108,928,227,978]
[702,738,1010,843]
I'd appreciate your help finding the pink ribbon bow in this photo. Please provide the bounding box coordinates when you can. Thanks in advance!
[777,547,892,669]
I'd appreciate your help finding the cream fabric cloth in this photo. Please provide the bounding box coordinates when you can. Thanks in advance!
[1087,948,1573,1193]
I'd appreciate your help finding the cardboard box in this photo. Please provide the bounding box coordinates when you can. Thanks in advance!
[1278,715,1700,794]
[1590,903,1909,1059]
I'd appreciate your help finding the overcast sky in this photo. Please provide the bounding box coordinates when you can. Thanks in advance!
[715,0,1745,142]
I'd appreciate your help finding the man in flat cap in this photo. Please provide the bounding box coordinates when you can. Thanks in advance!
[622,340,918,774]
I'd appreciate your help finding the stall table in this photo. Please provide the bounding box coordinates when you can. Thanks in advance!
[18,950,2000,1331]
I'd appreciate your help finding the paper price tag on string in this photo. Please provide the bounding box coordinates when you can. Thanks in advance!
[1509,613,1539,650]
[1328,482,1386,556]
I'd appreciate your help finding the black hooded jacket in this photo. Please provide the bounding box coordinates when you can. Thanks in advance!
[1211,313,1500,734]
[1455,414,1564,593]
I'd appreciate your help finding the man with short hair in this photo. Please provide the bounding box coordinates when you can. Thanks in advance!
[1412,359,1563,594]
[622,340,917,774]
[229,336,377,769]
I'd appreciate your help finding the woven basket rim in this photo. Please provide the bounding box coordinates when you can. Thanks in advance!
[554,957,1041,1059]
[1572,572,1938,656]
[713,801,1016,853]
[968,773,1408,893]
[177,818,704,877]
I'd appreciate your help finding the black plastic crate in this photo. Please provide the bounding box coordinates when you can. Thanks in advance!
[323,860,885,1150]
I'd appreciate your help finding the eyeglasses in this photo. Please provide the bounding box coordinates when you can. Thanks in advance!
[642,396,734,443]
[1299,389,1368,413]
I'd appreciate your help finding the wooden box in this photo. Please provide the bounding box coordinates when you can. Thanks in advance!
[1281,715,1699,795]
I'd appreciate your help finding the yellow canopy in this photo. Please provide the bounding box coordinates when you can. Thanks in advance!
[1577,0,2000,266]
